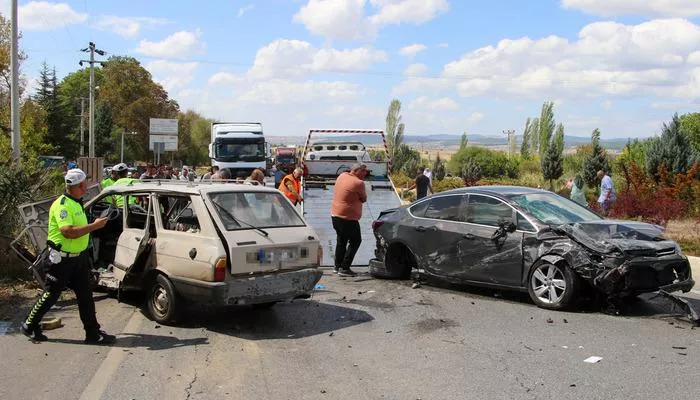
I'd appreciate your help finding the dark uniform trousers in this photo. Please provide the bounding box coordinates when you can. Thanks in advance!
[25,252,100,334]
[331,216,362,269]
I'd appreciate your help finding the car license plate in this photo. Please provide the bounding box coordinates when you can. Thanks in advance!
[249,248,296,264]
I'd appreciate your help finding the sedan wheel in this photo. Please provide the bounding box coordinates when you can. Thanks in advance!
[527,262,579,310]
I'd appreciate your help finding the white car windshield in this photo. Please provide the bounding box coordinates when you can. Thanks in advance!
[209,192,305,231]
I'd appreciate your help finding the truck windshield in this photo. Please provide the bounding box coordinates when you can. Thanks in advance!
[214,138,266,162]
[209,191,306,231]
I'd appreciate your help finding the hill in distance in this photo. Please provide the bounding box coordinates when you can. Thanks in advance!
[267,133,634,150]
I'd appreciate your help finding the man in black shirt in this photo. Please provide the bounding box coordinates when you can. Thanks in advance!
[405,167,433,200]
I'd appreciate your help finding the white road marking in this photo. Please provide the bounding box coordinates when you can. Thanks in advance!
[79,310,144,400]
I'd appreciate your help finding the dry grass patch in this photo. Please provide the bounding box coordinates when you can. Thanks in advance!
[665,219,700,257]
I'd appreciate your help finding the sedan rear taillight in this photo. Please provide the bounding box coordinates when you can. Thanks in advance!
[214,257,227,282]
[372,220,384,231]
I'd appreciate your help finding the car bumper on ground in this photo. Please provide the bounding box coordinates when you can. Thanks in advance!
[170,268,323,306]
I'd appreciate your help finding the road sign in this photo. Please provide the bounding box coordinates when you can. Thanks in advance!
[149,134,178,151]
[149,118,178,135]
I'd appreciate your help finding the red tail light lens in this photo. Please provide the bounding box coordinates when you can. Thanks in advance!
[372,220,384,231]
[214,257,227,282]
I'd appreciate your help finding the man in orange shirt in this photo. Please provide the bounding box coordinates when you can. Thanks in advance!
[330,163,368,277]
[279,167,304,205]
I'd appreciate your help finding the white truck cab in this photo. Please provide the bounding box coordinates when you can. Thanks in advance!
[209,122,267,178]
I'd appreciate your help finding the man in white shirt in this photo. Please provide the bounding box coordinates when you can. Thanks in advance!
[597,170,616,216]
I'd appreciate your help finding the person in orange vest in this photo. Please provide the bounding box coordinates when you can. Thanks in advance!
[279,167,303,205]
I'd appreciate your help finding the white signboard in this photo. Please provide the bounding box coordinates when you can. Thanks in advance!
[149,118,178,135]
[149,134,178,151]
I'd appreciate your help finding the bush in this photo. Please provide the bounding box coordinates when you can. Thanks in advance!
[433,177,464,193]
[461,160,482,186]
[392,144,421,175]
[448,146,520,179]
[609,161,700,224]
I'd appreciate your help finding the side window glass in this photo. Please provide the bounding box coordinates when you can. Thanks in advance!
[338,145,347,150]
[409,199,430,217]
[349,145,359,150]
[424,195,464,222]
[517,212,536,232]
[467,195,513,227]
[158,195,201,233]
[125,194,151,230]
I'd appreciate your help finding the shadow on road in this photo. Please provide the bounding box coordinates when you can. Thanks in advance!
[416,275,700,325]
[47,333,209,350]
[181,300,375,340]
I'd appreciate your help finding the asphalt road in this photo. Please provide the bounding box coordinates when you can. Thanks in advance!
[1,268,699,400]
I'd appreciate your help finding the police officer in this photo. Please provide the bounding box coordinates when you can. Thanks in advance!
[111,163,137,207]
[21,169,116,344]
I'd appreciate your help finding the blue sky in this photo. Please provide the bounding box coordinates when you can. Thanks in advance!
[4,0,700,138]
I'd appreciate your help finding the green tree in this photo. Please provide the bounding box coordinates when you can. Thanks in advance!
[646,113,700,178]
[679,112,700,152]
[461,160,482,186]
[392,143,420,175]
[537,101,555,157]
[35,63,74,156]
[529,117,540,154]
[385,99,404,164]
[432,153,446,181]
[100,56,179,161]
[553,123,565,154]
[520,118,532,159]
[459,131,468,150]
[541,141,564,189]
[582,128,609,187]
[94,103,116,161]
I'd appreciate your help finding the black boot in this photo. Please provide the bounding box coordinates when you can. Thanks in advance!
[85,330,116,345]
[20,322,48,342]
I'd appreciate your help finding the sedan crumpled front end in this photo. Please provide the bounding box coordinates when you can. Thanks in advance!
[546,221,694,301]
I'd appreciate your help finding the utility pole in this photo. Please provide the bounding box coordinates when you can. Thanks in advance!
[80,42,106,158]
[78,97,87,157]
[502,129,515,158]
[10,0,20,163]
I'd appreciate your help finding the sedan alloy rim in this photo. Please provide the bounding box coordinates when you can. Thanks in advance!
[531,264,566,304]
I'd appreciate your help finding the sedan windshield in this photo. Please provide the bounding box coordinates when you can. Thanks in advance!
[506,192,602,225]
[209,192,305,231]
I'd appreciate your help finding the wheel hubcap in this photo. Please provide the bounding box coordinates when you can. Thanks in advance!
[531,264,566,304]
[153,286,169,314]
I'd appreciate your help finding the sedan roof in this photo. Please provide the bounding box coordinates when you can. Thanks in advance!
[437,185,552,197]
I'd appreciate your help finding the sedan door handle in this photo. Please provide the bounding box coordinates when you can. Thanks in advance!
[462,233,475,240]
[135,237,141,242]
[415,226,427,232]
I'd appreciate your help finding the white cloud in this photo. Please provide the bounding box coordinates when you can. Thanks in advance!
[404,63,428,76]
[248,39,388,79]
[94,16,168,38]
[324,105,384,118]
[236,79,362,105]
[19,1,87,31]
[408,96,459,111]
[433,18,700,100]
[293,0,377,41]
[688,51,700,65]
[468,111,485,122]
[208,72,243,86]
[294,0,449,40]
[392,76,451,96]
[145,60,198,92]
[369,0,450,25]
[438,43,449,48]
[135,30,205,58]
[238,4,254,17]
[399,44,427,57]
[602,99,613,110]
[561,0,700,17]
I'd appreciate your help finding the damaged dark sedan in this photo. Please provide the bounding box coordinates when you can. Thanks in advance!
[369,186,694,310]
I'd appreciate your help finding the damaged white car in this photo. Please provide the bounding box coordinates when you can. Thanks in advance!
[15,181,323,324]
